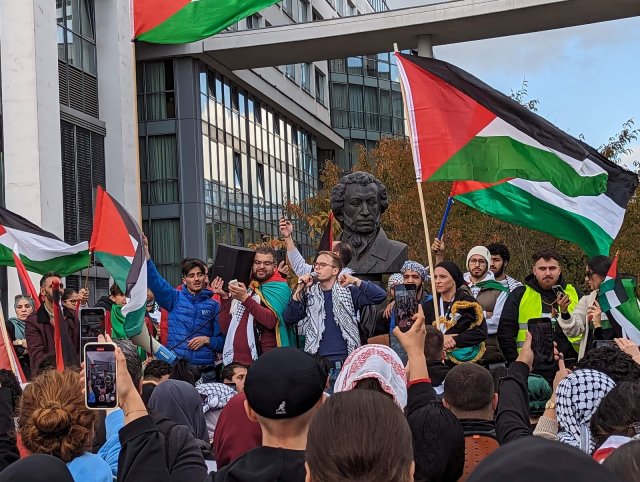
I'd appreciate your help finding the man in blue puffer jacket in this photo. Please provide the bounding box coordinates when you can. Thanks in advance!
[144,236,224,379]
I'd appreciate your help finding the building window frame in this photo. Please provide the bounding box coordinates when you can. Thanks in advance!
[315,68,326,105]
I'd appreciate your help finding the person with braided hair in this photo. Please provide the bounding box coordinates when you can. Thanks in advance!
[17,369,112,481]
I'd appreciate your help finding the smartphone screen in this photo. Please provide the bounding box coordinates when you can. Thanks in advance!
[85,343,118,409]
[593,339,618,349]
[395,284,418,333]
[80,308,106,359]
[552,285,565,298]
[527,318,554,364]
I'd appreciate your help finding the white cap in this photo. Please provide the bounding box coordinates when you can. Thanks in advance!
[466,246,491,269]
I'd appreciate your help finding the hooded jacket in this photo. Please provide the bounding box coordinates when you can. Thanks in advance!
[497,273,578,379]
[147,260,224,365]
[213,446,306,482]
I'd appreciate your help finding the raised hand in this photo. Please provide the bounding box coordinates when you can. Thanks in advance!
[279,218,293,238]
[210,276,229,299]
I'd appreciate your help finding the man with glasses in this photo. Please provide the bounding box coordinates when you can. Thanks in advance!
[284,251,386,391]
[464,246,510,367]
[145,241,224,380]
[212,245,292,366]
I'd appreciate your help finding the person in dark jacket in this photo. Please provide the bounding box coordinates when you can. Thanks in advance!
[0,454,74,482]
[497,249,579,384]
[393,311,465,482]
[214,348,327,482]
[144,236,224,378]
[0,384,20,472]
[25,272,79,374]
[423,261,488,365]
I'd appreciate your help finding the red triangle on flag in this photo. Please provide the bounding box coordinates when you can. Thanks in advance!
[134,0,191,38]
[396,54,496,181]
[90,187,136,257]
[451,179,510,197]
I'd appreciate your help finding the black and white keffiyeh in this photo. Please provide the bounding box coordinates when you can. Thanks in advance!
[299,282,360,355]
[222,292,260,365]
[556,369,616,454]
[195,380,237,414]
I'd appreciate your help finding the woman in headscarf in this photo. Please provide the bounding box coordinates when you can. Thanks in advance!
[422,261,488,364]
[147,379,209,445]
[555,368,616,454]
[333,344,408,409]
[7,295,34,379]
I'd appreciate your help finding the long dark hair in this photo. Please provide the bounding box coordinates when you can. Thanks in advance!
[588,256,612,278]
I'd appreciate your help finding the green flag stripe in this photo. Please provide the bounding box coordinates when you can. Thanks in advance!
[93,251,131,294]
[0,244,89,277]
[432,135,608,197]
[137,0,280,44]
[455,182,613,257]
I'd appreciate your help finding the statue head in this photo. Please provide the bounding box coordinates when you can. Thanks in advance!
[330,172,389,236]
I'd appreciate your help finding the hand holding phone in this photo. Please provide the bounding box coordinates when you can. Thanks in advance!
[84,342,118,409]
[395,284,418,333]
[527,318,554,364]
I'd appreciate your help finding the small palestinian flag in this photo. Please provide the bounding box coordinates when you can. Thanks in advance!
[599,254,628,313]
[317,211,334,253]
[0,207,89,276]
[598,253,640,344]
[90,187,147,339]
[13,246,41,310]
[394,53,637,198]
[134,0,280,44]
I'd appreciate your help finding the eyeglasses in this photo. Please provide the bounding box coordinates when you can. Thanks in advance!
[253,261,275,267]
[586,271,596,278]
[185,273,206,279]
[314,262,337,269]
[469,259,487,266]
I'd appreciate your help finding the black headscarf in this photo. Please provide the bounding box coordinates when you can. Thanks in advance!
[436,261,465,290]
[468,437,621,482]
[0,454,74,482]
[147,379,209,443]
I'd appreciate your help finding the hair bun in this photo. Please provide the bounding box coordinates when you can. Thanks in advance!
[32,402,72,435]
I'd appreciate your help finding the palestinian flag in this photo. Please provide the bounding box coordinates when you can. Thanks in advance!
[90,187,147,339]
[0,207,89,276]
[13,246,41,310]
[133,0,280,44]
[598,254,640,344]
[394,53,635,199]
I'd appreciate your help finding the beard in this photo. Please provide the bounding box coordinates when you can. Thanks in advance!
[492,265,505,278]
[252,269,272,282]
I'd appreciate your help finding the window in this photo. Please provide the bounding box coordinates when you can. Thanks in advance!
[312,8,323,21]
[139,135,179,204]
[365,55,377,77]
[315,69,326,104]
[147,219,182,286]
[347,0,357,16]
[138,60,176,121]
[283,0,293,16]
[233,152,242,189]
[330,59,346,73]
[285,64,296,83]
[330,83,348,128]
[349,85,364,129]
[256,163,265,198]
[298,0,309,22]
[336,0,345,16]
[301,63,311,93]
[347,57,363,76]
[227,22,238,31]
[246,13,261,29]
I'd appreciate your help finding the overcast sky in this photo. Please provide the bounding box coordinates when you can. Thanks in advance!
[385,1,640,164]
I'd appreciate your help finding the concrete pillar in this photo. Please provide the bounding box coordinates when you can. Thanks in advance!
[95,0,141,221]
[1,0,63,302]
[417,34,434,58]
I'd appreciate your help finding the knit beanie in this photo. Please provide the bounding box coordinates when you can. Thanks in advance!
[466,246,491,269]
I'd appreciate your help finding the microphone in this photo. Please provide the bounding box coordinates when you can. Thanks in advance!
[297,272,318,284]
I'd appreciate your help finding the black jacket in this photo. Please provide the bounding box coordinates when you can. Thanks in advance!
[427,361,450,388]
[422,286,488,349]
[213,447,306,482]
[495,361,533,445]
[0,387,19,472]
[497,274,577,381]
[459,419,496,439]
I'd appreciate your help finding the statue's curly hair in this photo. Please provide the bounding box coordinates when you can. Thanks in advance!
[330,171,389,222]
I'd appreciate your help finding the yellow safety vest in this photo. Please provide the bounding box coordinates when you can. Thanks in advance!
[516,284,582,352]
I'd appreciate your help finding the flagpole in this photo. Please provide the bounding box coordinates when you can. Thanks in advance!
[0,305,26,383]
[394,44,439,320]
[437,196,454,240]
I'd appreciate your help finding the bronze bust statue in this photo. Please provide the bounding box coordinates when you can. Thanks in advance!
[330,171,407,275]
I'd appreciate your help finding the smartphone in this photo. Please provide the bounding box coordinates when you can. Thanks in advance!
[84,342,118,409]
[395,284,418,333]
[593,339,618,349]
[527,318,554,364]
[552,285,565,298]
[229,279,239,288]
[79,308,106,358]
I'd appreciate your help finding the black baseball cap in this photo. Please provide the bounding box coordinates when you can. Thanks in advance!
[244,348,327,420]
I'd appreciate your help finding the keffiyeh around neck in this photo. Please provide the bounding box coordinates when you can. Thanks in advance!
[556,369,616,454]
[334,344,407,408]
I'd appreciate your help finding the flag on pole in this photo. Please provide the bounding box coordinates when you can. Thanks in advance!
[394,53,624,198]
[316,212,334,253]
[0,207,89,276]
[133,0,281,44]
[12,245,41,310]
[597,254,640,344]
[91,187,176,363]
[393,52,638,257]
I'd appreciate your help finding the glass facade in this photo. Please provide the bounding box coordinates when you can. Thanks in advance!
[198,62,318,265]
[329,52,405,171]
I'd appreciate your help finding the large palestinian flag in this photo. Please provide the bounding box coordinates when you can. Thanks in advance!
[133,0,280,44]
[0,207,89,276]
[395,53,638,256]
[90,187,147,338]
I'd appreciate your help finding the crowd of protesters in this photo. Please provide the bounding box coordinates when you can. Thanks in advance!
[2,223,640,481]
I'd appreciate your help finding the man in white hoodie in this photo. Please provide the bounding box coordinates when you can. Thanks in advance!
[464,246,510,366]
